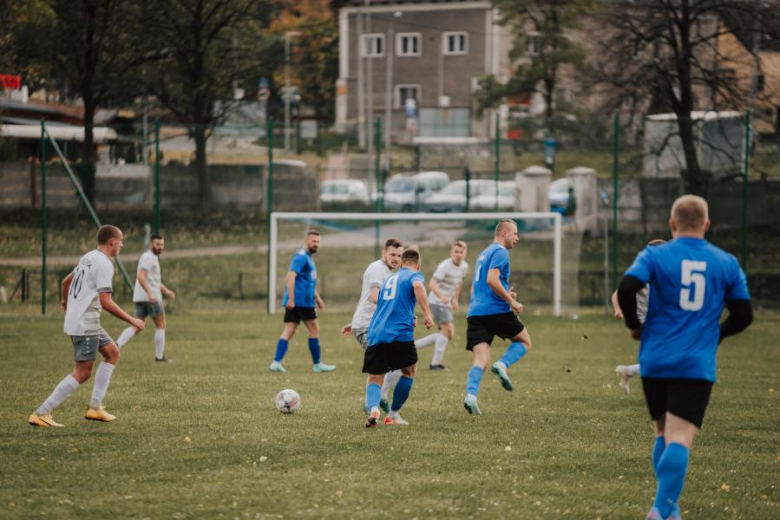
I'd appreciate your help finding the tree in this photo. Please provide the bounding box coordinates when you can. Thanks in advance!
[592,0,776,196]
[475,0,591,134]
[142,0,276,207]
[269,0,339,123]
[11,0,150,204]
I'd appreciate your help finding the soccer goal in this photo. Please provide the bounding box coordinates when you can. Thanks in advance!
[268,211,565,317]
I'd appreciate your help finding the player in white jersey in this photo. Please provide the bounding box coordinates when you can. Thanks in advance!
[28,225,145,427]
[341,237,404,413]
[612,239,666,394]
[414,241,468,370]
[115,234,177,362]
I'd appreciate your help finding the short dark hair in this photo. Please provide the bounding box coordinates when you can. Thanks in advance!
[384,237,403,250]
[150,234,164,241]
[97,225,122,245]
[306,230,320,237]
[401,248,420,265]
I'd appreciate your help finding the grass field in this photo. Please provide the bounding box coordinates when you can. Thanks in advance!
[0,304,777,519]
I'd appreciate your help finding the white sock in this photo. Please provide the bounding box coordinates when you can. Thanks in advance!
[155,330,166,359]
[431,334,449,365]
[381,370,402,399]
[628,364,641,376]
[89,362,116,409]
[37,374,80,415]
[415,333,440,349]
[116,327,136,349]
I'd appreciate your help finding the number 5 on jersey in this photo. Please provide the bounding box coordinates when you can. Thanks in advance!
[680,260,707,311]
[383,274,400,301]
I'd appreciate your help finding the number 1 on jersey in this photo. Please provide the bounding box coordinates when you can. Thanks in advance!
[680,260,707,311]
[383,274,400,301]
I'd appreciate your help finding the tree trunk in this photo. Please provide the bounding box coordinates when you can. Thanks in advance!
[677,115,707,196]
[193,125,211,208]
[81,100,97,206]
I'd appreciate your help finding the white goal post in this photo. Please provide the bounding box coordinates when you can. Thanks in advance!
[268,212,563,317]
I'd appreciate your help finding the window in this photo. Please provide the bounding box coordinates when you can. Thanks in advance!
[526,34,542,55]
[396,33,421,57]
[361,34,385,58]
[443,32,468,55]
[395,84,420,109]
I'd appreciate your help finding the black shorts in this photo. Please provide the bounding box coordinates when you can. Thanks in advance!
[362,342,418,375]
[641,377,713,429]
[466,312,525,350]
[283,307,317,324]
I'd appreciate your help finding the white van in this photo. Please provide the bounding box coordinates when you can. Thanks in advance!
[381,171,450,212]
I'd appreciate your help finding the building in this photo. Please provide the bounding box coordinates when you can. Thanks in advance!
[332,0,512,143]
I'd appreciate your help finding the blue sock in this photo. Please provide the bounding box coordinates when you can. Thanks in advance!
[391,376,414,412]
[308,338,321,364]
[499,342,527,368]
[366,383,381,411]
[652,436,666,476]
[653,442,689,518]
[274,339,289,362]
[466,365,484,397]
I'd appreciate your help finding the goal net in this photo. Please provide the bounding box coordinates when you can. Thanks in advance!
[268,212,578,318]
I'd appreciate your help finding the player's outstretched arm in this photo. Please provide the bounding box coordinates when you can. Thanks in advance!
[99,292,145,331]
[617,275,644,339]
[719,299,753,343]
[486,269,522,313]
[61,272,74,311]
[413,281,434,329]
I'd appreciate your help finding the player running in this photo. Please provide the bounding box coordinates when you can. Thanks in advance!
[29,225,145,427]
[340,237,405,412]
[612,239,666,394]
[463,219,533,416]
[270,230,335,373]
[414,241,468,370]
[115,234,177,362]
[617,195,752,520]
[363,249,433,427]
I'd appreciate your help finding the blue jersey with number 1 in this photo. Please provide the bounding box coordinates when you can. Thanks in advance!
[282,248,317,308]
[367,267,424,345]
[467,243,512,317]
[625,237,749,382]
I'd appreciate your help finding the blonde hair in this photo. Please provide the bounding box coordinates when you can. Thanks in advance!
[494,219,517,236]
[453,240,467,249]
[671,195,708,232]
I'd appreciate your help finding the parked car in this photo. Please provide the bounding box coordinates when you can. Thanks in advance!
[381,171,450,211]
[423,179,513,212]
[470,180,517,211]
[548,178,570,211]
[320,179,370,206]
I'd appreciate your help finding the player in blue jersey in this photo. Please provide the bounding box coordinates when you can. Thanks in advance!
[462,219,533,416]
[269,230,336,373]
[617,195,753,520]
[363,248,433,427]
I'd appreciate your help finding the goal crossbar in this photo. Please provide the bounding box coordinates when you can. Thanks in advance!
[268,212,562,317]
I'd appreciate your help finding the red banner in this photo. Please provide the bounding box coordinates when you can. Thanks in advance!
[0,74,22,90]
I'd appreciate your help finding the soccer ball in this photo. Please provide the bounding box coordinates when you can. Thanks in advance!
[274,389,301,414]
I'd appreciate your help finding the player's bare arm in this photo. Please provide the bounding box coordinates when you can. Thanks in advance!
[451,281,463,311]
[487,269,523,313]
[340,323,352,336]
[137,270,156,304]
[429,277,449,305]
[413,281,434,329]
[161,283,176,301]
[610,291,623,319]
[368,286,380,304]
[99,292,145,331]
[60,272,74,311]
[285,271,297,309]
[315,290,325,310]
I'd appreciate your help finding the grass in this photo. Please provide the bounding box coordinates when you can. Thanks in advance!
[0,303,777,519]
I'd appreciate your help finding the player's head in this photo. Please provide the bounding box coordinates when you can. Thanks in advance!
[670,195,710,238]
[494,219,519,249]
[304,230,321,254]
[451,240,467,265]
[97,225,124,257]
[401,248,421,270]
[647,239,666,247]
[382,237,404,269]
[150,234,165,255]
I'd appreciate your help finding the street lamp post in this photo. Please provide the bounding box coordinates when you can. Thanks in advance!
[284,31,301,152]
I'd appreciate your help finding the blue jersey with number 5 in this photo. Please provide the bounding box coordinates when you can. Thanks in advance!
[367,267,424,345]
[467,243,511,317]
[625,237,749,382]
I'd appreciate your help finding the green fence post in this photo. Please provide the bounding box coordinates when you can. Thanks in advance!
[267,117,274,314]
[41,120,47,315]
[741,111,751,271]
[611,110,620,291]
[374,116,382,260]
[154,119,161,234]
[494,115,500,213]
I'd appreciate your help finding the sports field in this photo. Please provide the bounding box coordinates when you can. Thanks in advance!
[1,305,777,519]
